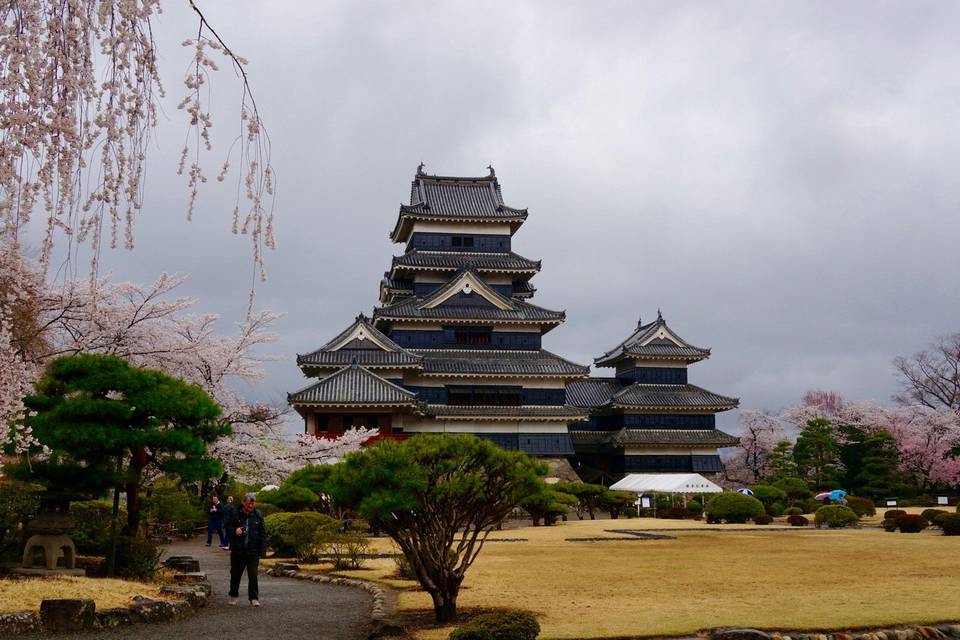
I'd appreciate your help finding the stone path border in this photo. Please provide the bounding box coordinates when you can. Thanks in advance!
[0,557,211,635]
[264,563,403,638]
[712,624,960,640]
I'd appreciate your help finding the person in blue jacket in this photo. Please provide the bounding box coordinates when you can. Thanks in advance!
[205,493,226,547]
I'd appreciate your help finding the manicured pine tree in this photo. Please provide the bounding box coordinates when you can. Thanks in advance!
[793,418,843,489]
[15,353,228,535]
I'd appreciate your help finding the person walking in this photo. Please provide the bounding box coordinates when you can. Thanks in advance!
[205,493,226,547]
[224,493,267,607]
[219,495,236,550]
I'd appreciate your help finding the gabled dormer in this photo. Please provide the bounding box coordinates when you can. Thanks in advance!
[296,314,423,376]
[373,270,565,335]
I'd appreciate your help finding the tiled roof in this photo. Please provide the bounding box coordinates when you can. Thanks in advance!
[570,428,740,447]
[297,314,422,370]
[425,404,589,421]
[595,312,711,366]
[288,364,421,406]
[566,378,622,407]
[391,250,541,274]
[373,271,565,325]
[609,384,739,410]
[414,349,589,377]
[391,166,528,241]
[512,281,536,298]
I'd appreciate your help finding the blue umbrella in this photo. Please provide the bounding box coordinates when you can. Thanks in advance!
[830,490,847,501]
[737,488,754,496]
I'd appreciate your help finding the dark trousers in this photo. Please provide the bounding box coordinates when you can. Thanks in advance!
[206,519,225,545]
[229,552,260,600]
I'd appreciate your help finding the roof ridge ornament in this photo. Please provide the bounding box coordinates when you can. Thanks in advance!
[657,308,663,323]
[487,164,496,177]
[416,161,426,176]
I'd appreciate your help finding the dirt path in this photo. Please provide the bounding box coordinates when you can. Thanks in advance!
[56,537,373,640]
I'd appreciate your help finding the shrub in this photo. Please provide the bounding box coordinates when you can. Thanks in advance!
[686,500,703,515]
[749,484,787,510]
[449,611,540,640]
[936,513,960,536]
[257,485,320,512]
[787,514,808,527]
[884,509,907,520]
[257,502,281,517]
[705,493,764,524]
[394,553,417,580]
[322,531,370,570]
[845,496,876,518]
[895,514,927,533]
[772,477,813,502]
[881,518,898,532]
[913,495,936,507]
[142,482,203,534]
[753,514,773,525]
[784,507,802,516]
[264,512,339,559]
[113,536,161,579]
[0,481,42,541]
[658,507,692,520]
[814,505,859,529]
[956,504,960,513]
[70,501,125,556]
[921,509,948,525]
[769,502,785,516]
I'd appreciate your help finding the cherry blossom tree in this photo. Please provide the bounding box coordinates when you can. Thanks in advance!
[894,334,960,413]
[721,410,785,486]
[869,405,960,491]
[0,0,275,276]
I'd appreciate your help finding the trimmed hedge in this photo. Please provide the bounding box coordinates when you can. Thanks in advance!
[895,514,927,533]
[814,505,859,529]
[753,514,773,525]
[449,611,540,640]
[705,493,765,524]
[784,507,803,516]
[884,509,907,520]
[936,513,960,536]
[845,496,876,518]
[881,518,898,532]
[787,514,809,527]
[921,509,948,525]
[264,512,339,559]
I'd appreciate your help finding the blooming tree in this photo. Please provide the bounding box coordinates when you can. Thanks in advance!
[869,405,960,491]
[721,409,785,486]
[0,0,275,276]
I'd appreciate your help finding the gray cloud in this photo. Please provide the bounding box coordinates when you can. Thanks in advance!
[35,1,960,433]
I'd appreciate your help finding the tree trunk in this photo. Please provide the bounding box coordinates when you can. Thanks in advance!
[431,591,458,623]
[124,447,148,535]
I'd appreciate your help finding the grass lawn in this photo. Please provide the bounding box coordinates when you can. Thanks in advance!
[300,516,960,640]
[0,575,169,613]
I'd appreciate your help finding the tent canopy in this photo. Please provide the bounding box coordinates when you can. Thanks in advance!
[609,473,723,495]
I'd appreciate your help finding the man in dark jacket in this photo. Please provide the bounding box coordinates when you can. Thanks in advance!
[224,493,267,606]
[205,493,226,547]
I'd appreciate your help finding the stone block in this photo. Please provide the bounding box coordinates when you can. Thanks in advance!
[40,598,96,632]
[160,585,210,609]
[274,562,300,572]
[712,630,773,640]
[173,571,207,584]
[129,598,178,624]
[0,612,41,634]
[166,558,200,572]
[95,607,132,629]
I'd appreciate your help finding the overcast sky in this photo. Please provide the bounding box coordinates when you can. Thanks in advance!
[34,1,960,433]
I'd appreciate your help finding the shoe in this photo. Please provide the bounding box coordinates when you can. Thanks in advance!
[205,543,211,547]
[250,599,260,607]
[228,598,238,606]
[220,545,230,550]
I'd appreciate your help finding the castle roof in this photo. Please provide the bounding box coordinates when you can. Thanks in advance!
[373,270,564,327]
[297,314,423,372]
[570,428,739,448]
[566,378,738,411]
[288,364,421,407]
[414,348,589,378]
[594,311,711,367]
[390,165,528,242]
[425,404,589,421]
[389,250,540,277]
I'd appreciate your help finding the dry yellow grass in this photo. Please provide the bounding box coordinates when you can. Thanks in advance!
[0,576,168,613]
[318,518,960,640]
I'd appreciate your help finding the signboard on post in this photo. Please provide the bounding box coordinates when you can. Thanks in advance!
[938,496,949,506]
[641,496,652,508]
[886,500,897,507]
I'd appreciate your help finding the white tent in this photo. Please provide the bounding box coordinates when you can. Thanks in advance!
[609,473,723,495]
